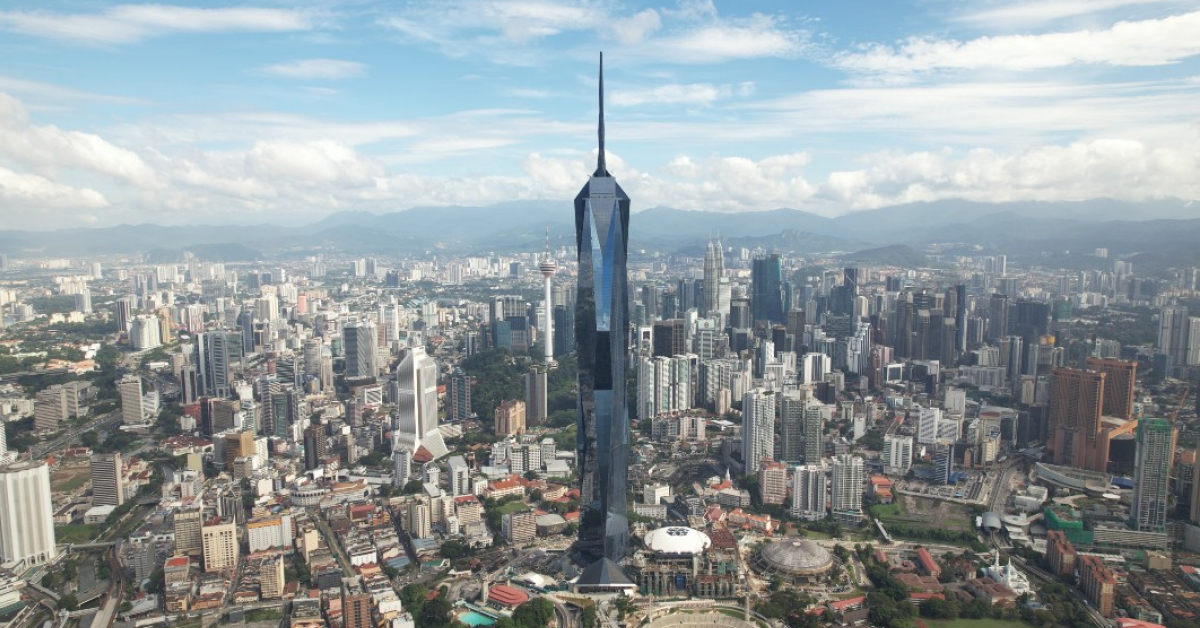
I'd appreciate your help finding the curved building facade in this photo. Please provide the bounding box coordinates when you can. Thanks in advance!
[575,54,631,565]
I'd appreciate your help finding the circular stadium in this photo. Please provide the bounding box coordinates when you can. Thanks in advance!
[644,527,712,556]
[753,539,835,582]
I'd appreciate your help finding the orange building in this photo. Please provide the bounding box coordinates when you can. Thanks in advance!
[1086,357,1137,420]
[1046,530,1077,577]
[1079,555,1116,617]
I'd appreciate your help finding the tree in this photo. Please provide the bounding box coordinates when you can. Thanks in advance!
[580,605,598,628]
[418,591,454,628]
[403,480,424,495]
[59,593,79,612]
[440,539,472,559]
[81,430,100,449]
[524,470,539,481]
[512,598,555,628]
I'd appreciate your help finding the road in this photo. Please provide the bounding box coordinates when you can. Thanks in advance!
[314,515,356,576]
[33,410,123,459]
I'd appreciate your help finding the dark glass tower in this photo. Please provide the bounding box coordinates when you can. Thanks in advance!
[574,53,630,564]
[751,253,785,326]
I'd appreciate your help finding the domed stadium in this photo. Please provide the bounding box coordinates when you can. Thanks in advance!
[753,539,835,581]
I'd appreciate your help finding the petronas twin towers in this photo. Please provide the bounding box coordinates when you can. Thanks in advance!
[574,53,631,565]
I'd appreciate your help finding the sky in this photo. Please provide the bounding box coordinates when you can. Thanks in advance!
[0,0,1199,229]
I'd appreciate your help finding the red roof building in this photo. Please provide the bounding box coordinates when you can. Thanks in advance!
[487,585,530,608]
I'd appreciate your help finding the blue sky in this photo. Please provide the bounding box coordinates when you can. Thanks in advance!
[0,0,1198,229]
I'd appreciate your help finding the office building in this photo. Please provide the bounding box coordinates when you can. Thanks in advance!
[195,331,240,399]
[303,422,327,470]
[1131,418,1173,533]
[343,321,378,379]
[1049,367,1108,471]
[173,505,202,554]
[447,456,470,497]
[526,366,547,427]
[574,56,631,565]
[494,400,526,437]
[742,389,776,474]
[0,462,57,567]
[702,239,723,318]
[394,346,448,461]
[34,381,91,431]
[830,454,863,525]
[406,501,431,539]
[90,452,125,507]
[751,254,785,326]
[201,521,239,572]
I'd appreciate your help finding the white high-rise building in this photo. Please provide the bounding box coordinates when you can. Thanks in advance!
[883,434,914,476]
[447,456,470,497]
[0,422,8,463]
[0,461,58,567]
[800,352,832,384]
[741,389,776,474]
[120,375,146,424]
[917,407,942,444]
[791,464,827,521]
[394,346,448,460]
[831,454,864,525]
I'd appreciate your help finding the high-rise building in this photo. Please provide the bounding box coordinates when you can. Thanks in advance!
[343,591,373,628]
[791,463,827,521]
[751,254,785,326]
[741,389,776,475]
[1131,418,1173,533]
[446,368,472,421]
[494,400,526,437]
[883,434,913,475]
[779,392,805,463]
[702,239,723,319]
[201,521,239,572]
[394,346,448,460]
[196,331,240,399]
[90,452,124,507]
[831,454,864,525]
[173,505,203,554]
[406,501,431,539]
[0,461,57,567]
[1159,305,1190,369]
[526,366,548,427]
[303,422,327,470]
[574,56,631,566]
[120,375,145,424]
[447,455,470,497]
[1049,367,1108,471]
[1085,357,1137,420]
[502,510,537,545]
[343,321,379,379]
[802,403,824,465]
[759,461,789,505]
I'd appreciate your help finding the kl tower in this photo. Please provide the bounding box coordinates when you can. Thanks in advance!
[538,228,557,366]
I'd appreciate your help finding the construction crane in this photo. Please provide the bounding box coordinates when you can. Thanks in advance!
[1170,386,1191,425]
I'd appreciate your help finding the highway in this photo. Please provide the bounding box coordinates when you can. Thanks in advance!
[32,410,123,459]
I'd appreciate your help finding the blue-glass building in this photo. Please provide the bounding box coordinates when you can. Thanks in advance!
[574,54,630,564]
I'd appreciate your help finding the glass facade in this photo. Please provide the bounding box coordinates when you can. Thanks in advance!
[574,55,631,564]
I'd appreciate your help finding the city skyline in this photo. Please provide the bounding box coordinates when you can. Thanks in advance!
[1,1,1199,229]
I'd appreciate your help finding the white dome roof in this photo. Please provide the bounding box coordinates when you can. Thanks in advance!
[644,527,711,555]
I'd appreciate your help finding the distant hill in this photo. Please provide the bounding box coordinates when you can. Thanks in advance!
[1,198,1198,274]
[844,244,929,268]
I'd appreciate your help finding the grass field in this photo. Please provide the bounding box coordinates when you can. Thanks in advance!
[51,467,91,494]
[55,524,99,543]
[872,495,972,533]
[494,501,530,515]
[926,618,1032,628]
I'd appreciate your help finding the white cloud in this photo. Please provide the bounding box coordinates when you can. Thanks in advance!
[0,75,152,105]
[0,166,107,210]
[632,13,811,64]
[953,0,1179,28]
[612,9,662,45]
[612,82,753,107]
[0,93,157,187]
[818,137,1200,209]
[0,4,314,45]
[260,59,367,80]
[837,11,1200,74]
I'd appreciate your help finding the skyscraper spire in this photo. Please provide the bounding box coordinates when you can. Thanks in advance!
[596,52,607,176]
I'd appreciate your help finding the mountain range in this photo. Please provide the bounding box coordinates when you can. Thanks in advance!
[2,198,1198,274]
